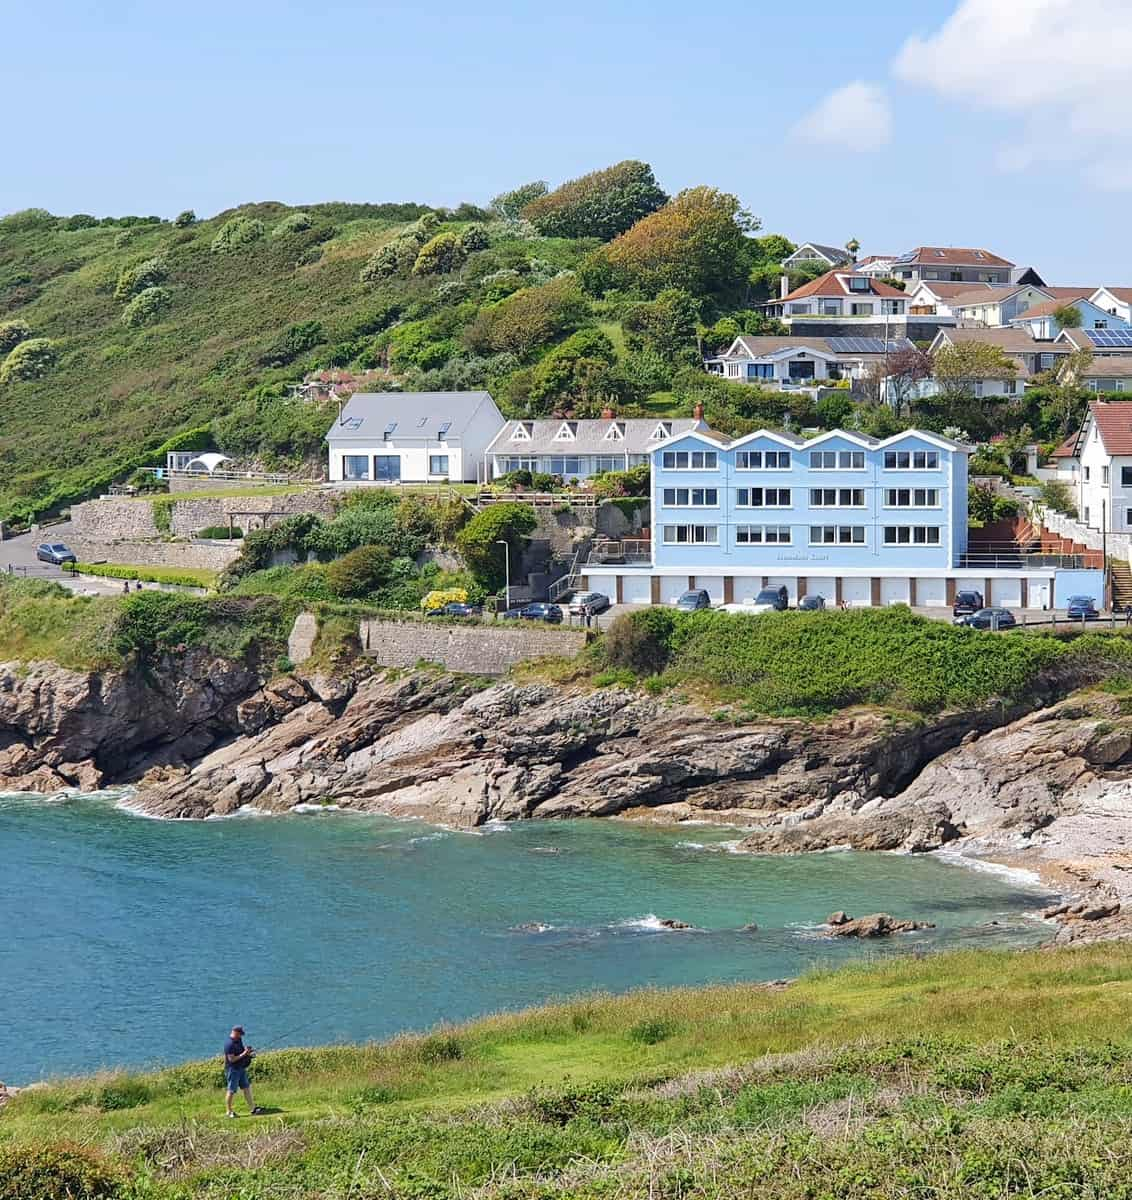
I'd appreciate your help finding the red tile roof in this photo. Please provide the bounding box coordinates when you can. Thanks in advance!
[1044,286,1100,298]
[1051,432,1080,459]
[1089,399,1132,454]
[778,269,906,303]
[1099,287,1132,302]
[905,246,1014,268]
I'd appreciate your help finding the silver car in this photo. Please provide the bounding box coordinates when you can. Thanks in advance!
[568,591,610,617]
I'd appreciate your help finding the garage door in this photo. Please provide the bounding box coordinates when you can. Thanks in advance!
[660,576,688,604]
[842,577,871,607]
[803,577,836,606]
[732,576,764,604]
[916,577,946,607]
[586,574,617,602]
[766,575,797,603]
[694,576,725,603]
[990,578,1022,607]
[881,577,910,606]
[620,574,652,605]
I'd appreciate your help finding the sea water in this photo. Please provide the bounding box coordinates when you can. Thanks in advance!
[0,792,1054,1084]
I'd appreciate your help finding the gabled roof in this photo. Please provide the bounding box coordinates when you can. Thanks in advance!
[1046,286,1101,299]
[720,334,915,361]
[895,246,1014,268]
[784,242,851,265]
[853,254,896,268]
[1081,357,1132,379]
[1087,400,1132,453]
[949,284,1045,309]
[662,427,969,457]
[327,390,499,440]
[934,327,1069,355]
[777,269,906,303]
[1015,297,1089,321]
[1093,287,1132,303]
[1050,431,1082,459]
[910,280,998,300]
[487,418,699,456]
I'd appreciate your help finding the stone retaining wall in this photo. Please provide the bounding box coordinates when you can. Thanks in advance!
[73,539,242,571]
[358,617,586,675]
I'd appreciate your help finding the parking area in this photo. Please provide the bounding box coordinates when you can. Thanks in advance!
[0,523,146,597]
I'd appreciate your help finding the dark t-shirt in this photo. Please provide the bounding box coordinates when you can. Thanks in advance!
[224,1036,249,1068]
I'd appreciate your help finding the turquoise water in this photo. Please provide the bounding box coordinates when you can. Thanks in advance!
[0,793,1055,1084]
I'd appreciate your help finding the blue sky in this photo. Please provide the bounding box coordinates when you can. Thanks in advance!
[6,0,1130,281]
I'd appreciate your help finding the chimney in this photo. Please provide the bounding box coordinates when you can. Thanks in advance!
[601,405,615,419]
[693,402,705,422]
[780,273,791,299]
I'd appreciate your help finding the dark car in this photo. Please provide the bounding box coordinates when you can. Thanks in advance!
[674,589,711,612]
[518,603,563,623]
[751,586,789,613]
[427,602,481,618]
[798,594,826,612]
[36,541,77,565]
[1065,595,1100,620]
[952,589,985,618]
[962,607,1017,631]
[567,591,610,617]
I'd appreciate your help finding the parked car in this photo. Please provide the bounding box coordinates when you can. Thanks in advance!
[1065,595,1100,620]
[750,586,789,613]
[36,542,76,565]
[961,607,1017,631]
[517,602,563,624]
[952,589,984,618]
[426,602,481,618]
[568,591,610,617]
[673,589,711,612]
[798,594,826,612]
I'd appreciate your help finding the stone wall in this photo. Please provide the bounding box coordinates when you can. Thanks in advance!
[71,497,160,539]
[74,539,242,571]
[358,617,587,675]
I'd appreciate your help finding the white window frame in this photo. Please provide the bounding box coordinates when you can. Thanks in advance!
[882,526,942,546]
[809,525,866,545]
[661,524,719,545]
[661,450,718,470]
[883,487,941,508]
[736,487,792,508]
[810,450,866,471]
[809,488,866,507]
[736,525,792,545]
[884,450,940,470]
[735,450,791,470]
[661,487,719,508]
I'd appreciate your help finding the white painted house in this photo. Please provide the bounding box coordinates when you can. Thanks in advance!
[1074,400,1132,532]
[325,391,505,484]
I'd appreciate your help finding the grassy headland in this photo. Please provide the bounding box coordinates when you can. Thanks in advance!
[4,946,1132,1197]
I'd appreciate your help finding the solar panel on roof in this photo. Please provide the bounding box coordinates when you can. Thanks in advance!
[826,337,915,354]
[1086,328,1132,348]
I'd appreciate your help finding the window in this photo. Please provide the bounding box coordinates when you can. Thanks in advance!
[500,456,537,473]
[1084,506,1091,524]
[848,276,870,292]
[547,456,582,476]
[1004,380,1017,395]
[603,423,624,441]
[1040,353,1056,370]
[661,450,718,469]
[428,454,449,476]
[553,422,576,441]
[662,487,718,507]
[1117,380,1127,392]
[735,450,791,469]
[884,488,940,507]
[809,488,865,506]
[1126,508,1132,526]
[736,487,791,507]
[1087,381,1100,392]
[1103,465,1110,484]
[883,450,940,470]
[510,424,531,441]
[374,455,400,482]
[973,381,984,398]
[727,362,742,377]
[810,525,866,545]
[1084,466,1091,481]
[810,450,865,470]
[1096,320,1109,329]
[342,455,369,481]
[662,524,719,545]
[1122,467,1132,487]
[594,455,622,473]
[736,525,791,544]
[883,526,941,545]
[747,362,774,379]
[820,300,841,315]
[851,302,872,316]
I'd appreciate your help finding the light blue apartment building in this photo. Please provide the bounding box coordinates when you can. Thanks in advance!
[582,426,1088,611]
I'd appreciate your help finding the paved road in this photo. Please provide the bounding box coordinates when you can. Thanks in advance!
[0,523,134,597]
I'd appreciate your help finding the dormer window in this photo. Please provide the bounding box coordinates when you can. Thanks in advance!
[510,423,532,442]
[651,421,673,441]
[848,276,870,292]
[603,422,625,441]
[934,250,945,257]
[553,421,577,441]
[974,251,985,259]
[383,422,397,440]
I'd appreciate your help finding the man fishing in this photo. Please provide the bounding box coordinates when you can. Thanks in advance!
[223,1025,264,1118]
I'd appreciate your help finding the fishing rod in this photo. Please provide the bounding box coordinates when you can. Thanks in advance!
[251,1014,327,1055]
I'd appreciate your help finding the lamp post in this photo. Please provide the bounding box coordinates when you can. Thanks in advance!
[495,539,511,612]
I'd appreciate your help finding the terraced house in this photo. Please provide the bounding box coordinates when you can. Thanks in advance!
[584,428,1098,611]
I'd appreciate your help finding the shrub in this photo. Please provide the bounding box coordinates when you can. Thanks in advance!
[0,207,55,232]
[196,525,243,540]
[326,544,393,598]
[590,463,650,497]
[458,223,490,252]
[0,1142,127,1200]
[258,320,323,366]
[491,180,548,218]
[73,563,217,589]
[413,231,467,275]
[1038,479,1077,517]
[627,1018,677,1045]
[211,215,265,252]
[417,1033,463,1063]
[464,276,590,359]
[273,210,312,236]
[523,160,668,240]
[604,608,680,675]
[114,256,168,300]
[455,502,537,592]
[173,209,196,227]
[62,213,99,230]
[95,1076,150,1110]
[0,337,57,383]
[0,318,32,354]
[121,285,172,327]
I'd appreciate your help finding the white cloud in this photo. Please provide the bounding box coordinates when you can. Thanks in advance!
[893,0,1132,187]
[792,82,892,152]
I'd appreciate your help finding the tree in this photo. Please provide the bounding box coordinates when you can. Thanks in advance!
[0,319,32,355]
[174,210,197,227]
[0,338,57,383]
[326,544,392,598]
[751,234,795,264]
[1043,347,1094,436]
[1053,303,1083,329]
[528,328,618,411]
[622,288,701,363]
[925,342,1019,436]
[580,187,756,303]
[884,346,934,416]
[463,277,590,359]
[458,224,490,253]
[121,286,172,327]
[412,231,467,275]
[845,237,861,259]
[211,216,264,252]
[490,181,548,219]
[273,211,312,237]
[456,502,537,593]
[522,160,668,240]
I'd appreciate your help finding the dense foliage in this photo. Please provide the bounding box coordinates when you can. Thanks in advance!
[521,160,667,240]
[455,501,538,592]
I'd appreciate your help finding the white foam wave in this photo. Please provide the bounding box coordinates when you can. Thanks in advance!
[931,849,1046,889]
[612,913,702,932]
[676,838,745,854]
[511,922,554,933]
[292,802,344,814]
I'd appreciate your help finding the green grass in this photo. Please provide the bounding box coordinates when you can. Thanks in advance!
[72,563,219,589]
[120,484,312,502]
[597,319,628,359]
[6,946,1132,1198]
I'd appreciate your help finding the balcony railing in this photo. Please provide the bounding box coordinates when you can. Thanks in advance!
[586,538,651,565]
[959,551,1090,569]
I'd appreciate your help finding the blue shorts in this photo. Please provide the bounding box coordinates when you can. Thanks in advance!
[225,1065,250,1091]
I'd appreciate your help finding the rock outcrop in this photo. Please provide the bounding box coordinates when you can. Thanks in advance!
[826,912,935,937]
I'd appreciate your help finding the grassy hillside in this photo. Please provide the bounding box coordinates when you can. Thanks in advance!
[5,946,1132,1198]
